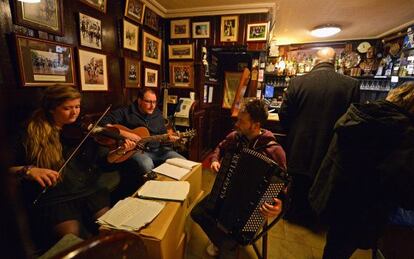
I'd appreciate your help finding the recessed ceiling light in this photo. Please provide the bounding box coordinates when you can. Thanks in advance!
[311,25,341,38]
[18,0,41,3]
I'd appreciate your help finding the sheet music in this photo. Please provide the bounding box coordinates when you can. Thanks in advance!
[152,162,190,180]
[165,158,200,169]
[137,180,190,202]
[97,197,165,231]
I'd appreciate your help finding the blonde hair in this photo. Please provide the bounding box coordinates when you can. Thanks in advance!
[24,86,81,170]
[386,81,414,113]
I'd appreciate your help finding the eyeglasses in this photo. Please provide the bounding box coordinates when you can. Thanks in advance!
[142,99,157,105]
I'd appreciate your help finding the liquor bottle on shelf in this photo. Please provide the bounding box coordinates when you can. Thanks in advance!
[406,55,414,76]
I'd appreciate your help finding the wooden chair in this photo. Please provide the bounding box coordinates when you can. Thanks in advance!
[50,231,148,259]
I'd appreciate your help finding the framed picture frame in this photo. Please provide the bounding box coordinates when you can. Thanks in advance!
[168,44,193,60]
[142,32,162,65]
[13,0,64,36]
[144,67,158,87]
[223,71,242,109]
[15,34,76,87]
[170,19,190,39]
[124,0,145,24]
[246,22,269,41]
[220,15,239,42]
[78,49,108,91]
[169,62,194,88]
[79,12,102,50]
[123,19,139,52]
[192,21,210,39]
[124,57,141,88]
[79,0,107,13]
[144,7,159,31]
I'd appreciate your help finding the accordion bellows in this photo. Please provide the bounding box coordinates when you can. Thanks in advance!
[205,147,289,245]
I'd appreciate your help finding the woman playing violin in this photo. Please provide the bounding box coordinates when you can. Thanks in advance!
[9,85,134,252]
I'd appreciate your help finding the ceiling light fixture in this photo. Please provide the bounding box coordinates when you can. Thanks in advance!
[18,0,41,3]
[311,25,341,38]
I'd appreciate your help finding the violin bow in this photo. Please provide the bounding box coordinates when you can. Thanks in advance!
[33,105,112,205]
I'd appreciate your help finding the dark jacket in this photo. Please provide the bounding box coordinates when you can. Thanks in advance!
[279,62,360,178]
[309,100,414,247]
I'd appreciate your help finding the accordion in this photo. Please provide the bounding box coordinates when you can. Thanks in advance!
[205,147,289,245]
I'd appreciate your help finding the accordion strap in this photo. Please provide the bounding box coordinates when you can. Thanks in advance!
[253,140,279,152]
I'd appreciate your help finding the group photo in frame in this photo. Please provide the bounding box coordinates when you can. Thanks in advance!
[78,49,108,91]
[168,44,193,60]
[123,19,139,52]
[220,15,239,42]
[124,57,141,88]
[15,34,76,87]
[13,0,64,36]
[192,21,210,39]
[246,22,269,41]
[124,0,145,24]
[169,62,194,88]
[79,12,102,50]
[144,7,159,31]
[80,0,107,13]
[142,32,162,65]
[144,67,158,87]
[170,19,190,39]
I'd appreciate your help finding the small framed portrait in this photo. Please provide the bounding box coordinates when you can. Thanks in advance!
[142,32,162,65]
[79,0,107,13]
[246,22,269,41]
[79,13,102,50]
[192,21,210,39]
[15,34,76,87]
[78,49,108,91]
[220,15,239,42]
[144,7,159,31]
[13,0,64,36]
[124,57,141,88]
[170,19,190,39]
[144,67,158,87]
[124,0,145,24]
[169,62,194,88]
[168,44,193,60]
[123,19,139,52]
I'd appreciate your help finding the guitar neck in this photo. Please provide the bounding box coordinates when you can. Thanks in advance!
[141,133,170,143]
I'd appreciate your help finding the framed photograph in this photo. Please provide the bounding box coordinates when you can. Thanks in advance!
[170,19,190,39]
[15,34,76,87]
[123,19,139,52]
[168,44,193,60]
[192,21,210,39]
[124,0,145,24]
[246,22,269,41]
[144,7,159,31]
[144,68,158,87]
[223,72,242,109]
[79,0,107,13]
[169,62,194,88]
[124,57,141,88]
[142,32,162,65]
[13,0,64,36]
[221,15,239,42]
[79,13,102,50]
[78,49,108,91]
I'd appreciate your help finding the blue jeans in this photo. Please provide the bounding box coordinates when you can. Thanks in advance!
[129,147,185,175]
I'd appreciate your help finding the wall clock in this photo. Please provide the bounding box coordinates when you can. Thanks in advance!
[357,41,371,53]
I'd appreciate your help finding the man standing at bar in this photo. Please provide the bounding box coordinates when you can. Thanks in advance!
[279,47,360,225]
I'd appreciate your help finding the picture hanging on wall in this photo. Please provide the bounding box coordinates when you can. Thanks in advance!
[124,0,145,24]
[80,0,107,13]
[170,19,190,39]
[79,12,102,50]
[15,34,76,87]
[142,32,162,65]
[124,57,141,88]
[144,7,159,31]
[220,15,239,42]
[246,22,269,41]
[144,67,158,87]
[123,19,139,52]
[222,71,242,108]
[13,0,64,36]
[169,62,194,88]
[192,21,210,39]
[78,49,108,91]
[168,44,193,60]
